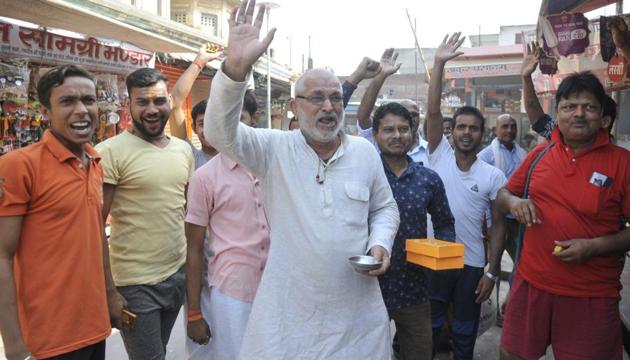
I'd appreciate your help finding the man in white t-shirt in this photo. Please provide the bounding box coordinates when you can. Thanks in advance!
[425,33,507,360]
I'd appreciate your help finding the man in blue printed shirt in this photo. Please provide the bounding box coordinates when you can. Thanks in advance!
[373,102,456,360]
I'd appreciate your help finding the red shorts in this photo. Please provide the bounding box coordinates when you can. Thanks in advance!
[501,273,621,360]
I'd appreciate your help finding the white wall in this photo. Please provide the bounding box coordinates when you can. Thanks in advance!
[114,0,171,18]
[498,25,536,45]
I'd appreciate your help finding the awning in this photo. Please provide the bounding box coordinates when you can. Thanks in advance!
[0,0,217,53]
[1,0,296,84]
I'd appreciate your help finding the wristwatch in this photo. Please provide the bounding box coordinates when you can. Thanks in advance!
[484,271,499,283]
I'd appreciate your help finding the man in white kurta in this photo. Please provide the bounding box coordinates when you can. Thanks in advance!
[203,2,399,358]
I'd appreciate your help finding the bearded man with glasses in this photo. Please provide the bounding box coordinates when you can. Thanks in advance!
[203,1,400,358]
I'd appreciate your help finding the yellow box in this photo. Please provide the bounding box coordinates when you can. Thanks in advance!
[406,238,464,258]
[406,252,464,270]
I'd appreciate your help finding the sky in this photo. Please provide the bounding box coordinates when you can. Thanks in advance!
[260,0,626,76]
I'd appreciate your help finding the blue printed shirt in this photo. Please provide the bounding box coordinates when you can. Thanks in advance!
[379,157,456,310]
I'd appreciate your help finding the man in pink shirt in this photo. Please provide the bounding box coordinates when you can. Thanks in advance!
[184,89,269,360]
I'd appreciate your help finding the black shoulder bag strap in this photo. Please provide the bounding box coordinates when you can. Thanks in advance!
[509,141,555,286]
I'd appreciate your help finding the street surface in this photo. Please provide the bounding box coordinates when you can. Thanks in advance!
[2,253,628,360]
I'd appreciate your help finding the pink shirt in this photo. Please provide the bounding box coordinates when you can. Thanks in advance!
[186,153,270,302]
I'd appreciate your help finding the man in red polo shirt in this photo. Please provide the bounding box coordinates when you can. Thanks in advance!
[0,65,111,360]
[497,71,630,360]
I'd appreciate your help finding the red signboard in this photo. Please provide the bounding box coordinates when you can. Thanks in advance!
[608,55,626,82]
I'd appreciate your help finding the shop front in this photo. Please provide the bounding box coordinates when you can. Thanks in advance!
[0,17,156,155]
[442,45,528,146]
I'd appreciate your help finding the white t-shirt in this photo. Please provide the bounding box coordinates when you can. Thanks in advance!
[428,135,506,267]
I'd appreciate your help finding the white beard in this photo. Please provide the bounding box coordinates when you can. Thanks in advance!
[297,108,345,143]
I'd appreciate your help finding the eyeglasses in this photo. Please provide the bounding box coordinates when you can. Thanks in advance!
[296,94,343,106]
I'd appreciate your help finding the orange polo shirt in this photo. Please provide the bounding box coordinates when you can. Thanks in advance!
[0,131,110,358]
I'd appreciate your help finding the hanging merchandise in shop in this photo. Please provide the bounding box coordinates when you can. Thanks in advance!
[540,12,591,57]
[0,60,39,155]
[0,17,148,155]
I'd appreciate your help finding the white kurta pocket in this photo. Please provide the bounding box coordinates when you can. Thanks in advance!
[342,182,370,226]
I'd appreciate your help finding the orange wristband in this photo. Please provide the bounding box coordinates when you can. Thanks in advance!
[188,309,202,322]
[188,313,203,322]
[192,60,204,70]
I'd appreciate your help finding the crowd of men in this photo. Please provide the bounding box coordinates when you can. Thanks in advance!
[1,1,630,359]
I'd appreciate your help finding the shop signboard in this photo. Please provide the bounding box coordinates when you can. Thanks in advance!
[0,20,154,74]
[444,63,521,80]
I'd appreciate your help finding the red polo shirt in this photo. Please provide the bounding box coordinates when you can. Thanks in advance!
[0,131,111,358]
[506,128,630,298]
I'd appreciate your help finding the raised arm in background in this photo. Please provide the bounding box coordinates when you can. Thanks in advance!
[342,56,382,108]
[357,48,401,130]
[169,46,222,140]
[426,33,465,153]
[521,42,545,126]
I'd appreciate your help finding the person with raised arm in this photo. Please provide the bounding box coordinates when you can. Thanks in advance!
[425,33,507,360]
[168,45,222,168]
[203,1,399,358]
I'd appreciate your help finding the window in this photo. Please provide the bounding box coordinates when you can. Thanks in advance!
[200,12,218,36]
[172,12,188,24]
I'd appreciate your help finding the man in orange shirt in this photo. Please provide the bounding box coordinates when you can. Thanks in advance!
[0,65,111,360]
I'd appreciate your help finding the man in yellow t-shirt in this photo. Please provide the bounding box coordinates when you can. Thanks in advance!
[96,68,194,360]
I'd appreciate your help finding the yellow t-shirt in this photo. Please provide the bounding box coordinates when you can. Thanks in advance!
[96,131,194,286]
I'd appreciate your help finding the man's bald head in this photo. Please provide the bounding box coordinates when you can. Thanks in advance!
[396,99,420,133]
[495,113,517,146]
[294,68,341,96]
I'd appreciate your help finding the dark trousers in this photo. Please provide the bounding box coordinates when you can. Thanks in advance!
[389,301,433,360]
[46,340,105,360]
[429,265,484,360]
[117,266,186,360]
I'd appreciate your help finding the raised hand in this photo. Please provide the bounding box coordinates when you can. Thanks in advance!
[521,42,541,77]
[378,48,402,78]
[358,56,382,79]
[196,43,224,65]
[225,0,277,81]
[434,32,465,64]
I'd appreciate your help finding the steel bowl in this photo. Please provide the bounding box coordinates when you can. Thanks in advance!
[348,255,383,271]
